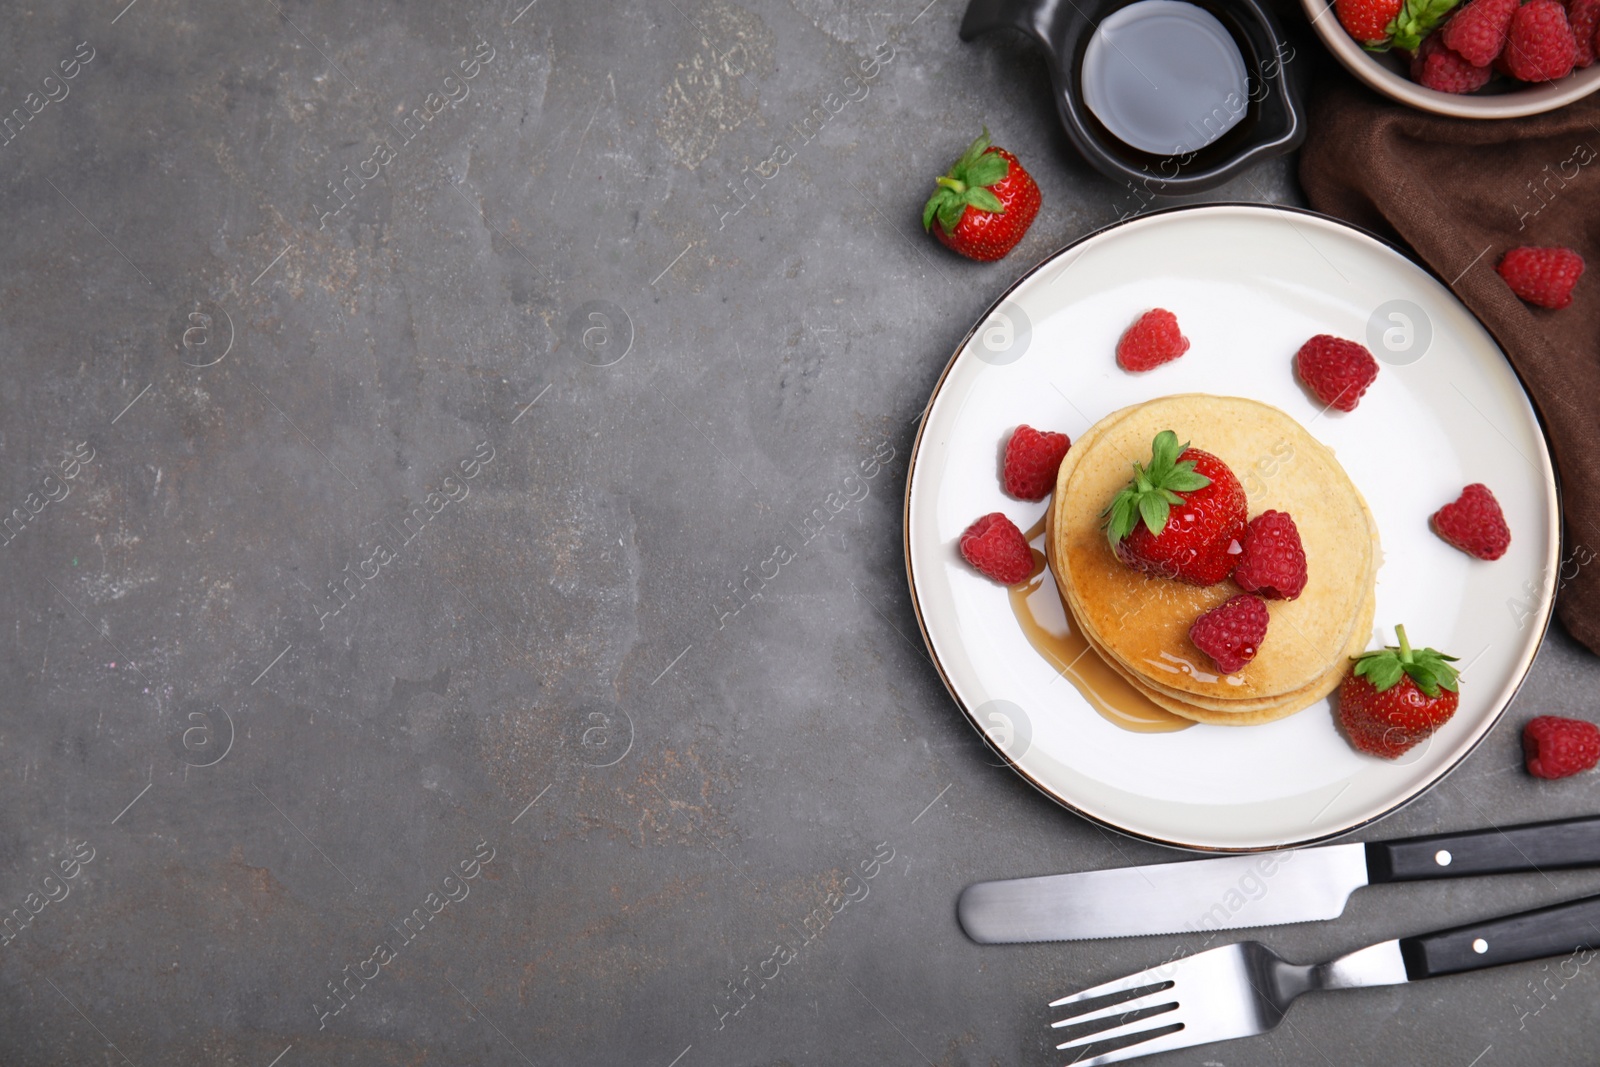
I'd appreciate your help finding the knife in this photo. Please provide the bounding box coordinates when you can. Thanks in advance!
[959,814,1600,943]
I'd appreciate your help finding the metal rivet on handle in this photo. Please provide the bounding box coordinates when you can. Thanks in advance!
[1435,850,1452,866]
[1473,939,1489,954]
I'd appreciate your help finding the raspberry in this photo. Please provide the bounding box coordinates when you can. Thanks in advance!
[959,512,1033,584]
[1232,510,1308,600]
[1504,0,1579,81]
[1295,334,1379,412]
[1432,483,1512,560]
[1496,245,1585,309]
[1002,425,1071,501]
[1116,308,1190,372]
[1441,0,1520,65]
[1570,0,1600,64]
[1188,593,1269,675]
[1411,32,1494,91]
[1523,716,1600,778]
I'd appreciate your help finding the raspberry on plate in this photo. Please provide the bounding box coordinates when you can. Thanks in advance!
[1524,716,1600,778]
[1411,32,1494,92]
[1116,309,1190,372]
[1295,334,1379,413]
[1003,424,1071,501]
[1497,245,1585,309]
[1504,0,1579,81]
[959,512,1034,584]
[1232,510,1308,600]
[1432,483,1512,560]
[1440,0,1520,65]
[1189,593,1269,674]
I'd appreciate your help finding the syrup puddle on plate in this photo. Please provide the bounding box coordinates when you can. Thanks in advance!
[1007,517,1192,733]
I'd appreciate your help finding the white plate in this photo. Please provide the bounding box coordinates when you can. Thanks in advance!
[904,204,1559,852]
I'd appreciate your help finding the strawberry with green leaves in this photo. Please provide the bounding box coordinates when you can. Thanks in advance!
[1337,0,1459,49]
[921,129,1041,263]
[1103,430,1247,586]
[1338,625,1461,758]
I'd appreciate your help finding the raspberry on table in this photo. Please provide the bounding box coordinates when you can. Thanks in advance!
[1496,245,1585,309]
[1189,593,1269,674]
[1295,334,1379,413]
[959,512,1034,585]
[1003,425,1071,501]
[1440,0,1520,65]
[1503,0,1579,81]
[1116,308,1190,372]
[1432,483,1512,561]
[1233,510,1308,600]
[1412,32,1494,92]
[1524,716,1600,778]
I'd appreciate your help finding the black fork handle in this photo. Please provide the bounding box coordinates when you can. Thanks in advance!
[1401,893,1600,980]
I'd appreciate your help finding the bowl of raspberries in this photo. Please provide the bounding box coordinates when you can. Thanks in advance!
[1306,0,1600,114]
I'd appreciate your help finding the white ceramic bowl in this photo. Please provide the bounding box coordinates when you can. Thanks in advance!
[1301,0,1600,117]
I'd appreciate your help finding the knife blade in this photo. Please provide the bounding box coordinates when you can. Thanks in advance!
[959,814,1600,943]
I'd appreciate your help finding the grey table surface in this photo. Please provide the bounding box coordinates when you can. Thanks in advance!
[3,1,1599,1065]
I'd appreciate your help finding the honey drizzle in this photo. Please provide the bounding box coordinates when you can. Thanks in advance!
[1008,517,1193,733]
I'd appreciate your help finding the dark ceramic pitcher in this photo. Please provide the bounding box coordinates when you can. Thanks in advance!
[960,0,1306,194]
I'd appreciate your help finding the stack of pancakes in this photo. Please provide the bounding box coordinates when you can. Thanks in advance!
[1045,395,1378,725]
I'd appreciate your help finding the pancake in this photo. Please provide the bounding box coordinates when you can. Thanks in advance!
[1132,499,1380,711]
[1046,493,1378,723]
[1073,581,1376,725]
[1046,409,1374,715]
[1050,395,1376,702]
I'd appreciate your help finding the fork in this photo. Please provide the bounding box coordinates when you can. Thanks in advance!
[1048,892,1600,1064]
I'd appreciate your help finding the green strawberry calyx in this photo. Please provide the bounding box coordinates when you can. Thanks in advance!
[922,128,1010,235]
[1102,430,1212,546]
[1370,0,1460,52]
[1351,624,1460,697]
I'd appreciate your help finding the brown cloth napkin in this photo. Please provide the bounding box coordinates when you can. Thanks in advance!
[1299,81,1600,655]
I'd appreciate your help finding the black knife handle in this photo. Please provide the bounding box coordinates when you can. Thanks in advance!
[1365,815,1600,883]
[1400,893,1600,980]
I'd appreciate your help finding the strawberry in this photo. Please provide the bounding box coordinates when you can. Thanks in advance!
[1103,430,1248,586]
[1295,334,1379,412]
[1440,0,1520,65]
[1496,245,1585,308]
[1523,716,1600,778]
[1338,625,1461,759]
[1189,594,1270,674]
[1339,0,1460,48]
[1569,0,1600,65]
[922,129,1041,263]
[959,512,1034,584]
[1232,510,1308,600]
[1338,0,1405,44]
[1504,0,1579,80]
[1116,309,1190,372]
[1003,425,1071,501]
[1411,31,1494,91]
[1432,483,1511,560]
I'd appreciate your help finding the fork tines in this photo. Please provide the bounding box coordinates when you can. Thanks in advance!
[1048,973,1184,1065]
